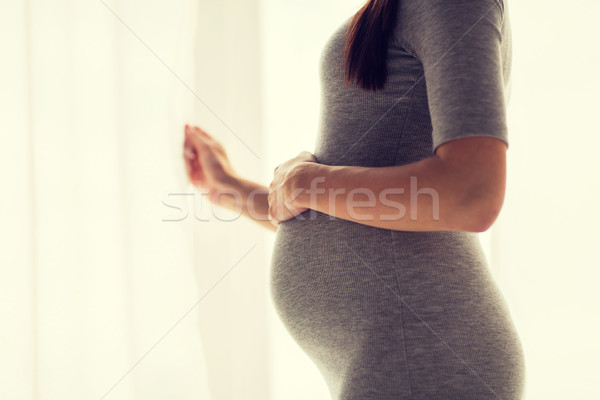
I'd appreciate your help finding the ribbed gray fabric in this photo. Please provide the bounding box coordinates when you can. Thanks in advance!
[270,1,525,399]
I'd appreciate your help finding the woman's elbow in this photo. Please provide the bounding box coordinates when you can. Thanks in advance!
[458,194,504,233]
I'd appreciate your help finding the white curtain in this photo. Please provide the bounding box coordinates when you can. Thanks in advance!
[0,0,268,399]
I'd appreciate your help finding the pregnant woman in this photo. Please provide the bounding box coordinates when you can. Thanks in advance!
[183,0,525,398]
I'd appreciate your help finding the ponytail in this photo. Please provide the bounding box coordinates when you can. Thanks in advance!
[343,0,398,91]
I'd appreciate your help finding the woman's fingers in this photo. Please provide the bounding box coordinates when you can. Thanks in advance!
[183,137,197,160]
[183,148,196,160]
[187,158,206,185]
[189,125,211,138]
[183,134,206,185]
[298,150,317,163]
[186,124,211,142]
[184,124,234,190]
[183,127,206,177]
[185,128,205,147]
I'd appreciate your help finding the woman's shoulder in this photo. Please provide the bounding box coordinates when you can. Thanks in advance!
[394,0,507,60]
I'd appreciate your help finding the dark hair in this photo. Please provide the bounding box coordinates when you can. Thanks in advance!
[343,0,398,91]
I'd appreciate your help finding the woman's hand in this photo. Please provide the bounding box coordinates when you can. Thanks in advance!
[268,151,318,224]
[183,125,238,205]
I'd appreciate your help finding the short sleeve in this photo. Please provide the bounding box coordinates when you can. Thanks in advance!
[395,0,509,153]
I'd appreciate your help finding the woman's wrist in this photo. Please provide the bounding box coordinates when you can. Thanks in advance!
[216,169,242,191]
[205,172,244,210]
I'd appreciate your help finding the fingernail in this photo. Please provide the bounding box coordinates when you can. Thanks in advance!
[185,124,189,131]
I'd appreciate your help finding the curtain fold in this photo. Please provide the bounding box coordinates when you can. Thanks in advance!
[0,1,35,398]
[0,0,270,398]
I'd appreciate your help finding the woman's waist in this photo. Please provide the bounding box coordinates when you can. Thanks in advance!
[272,210,487,269]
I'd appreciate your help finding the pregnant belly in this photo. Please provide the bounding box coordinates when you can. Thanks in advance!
[269,209,402,372]
[269,210,525,396]
[270,209,398,321]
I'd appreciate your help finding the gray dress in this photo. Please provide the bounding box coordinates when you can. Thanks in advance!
[270,0,525,399]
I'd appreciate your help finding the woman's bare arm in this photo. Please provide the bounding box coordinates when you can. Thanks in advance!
[216,176,278,232]
[276,136,506,233]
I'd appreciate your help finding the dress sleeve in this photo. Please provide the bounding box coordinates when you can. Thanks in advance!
[395,0,508,153]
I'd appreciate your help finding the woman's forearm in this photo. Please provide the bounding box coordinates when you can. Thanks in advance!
[287,155,500,232]
[217,176,278,232]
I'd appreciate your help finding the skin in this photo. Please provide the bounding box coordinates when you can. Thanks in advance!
[183,125,507,233]
[184,125,277,232]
